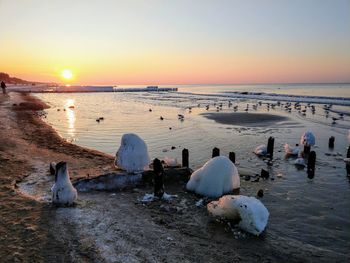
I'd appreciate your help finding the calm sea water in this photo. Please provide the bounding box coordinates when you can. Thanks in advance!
[35,84,350,256]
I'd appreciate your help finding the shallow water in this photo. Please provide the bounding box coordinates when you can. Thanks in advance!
[34,87,350,256]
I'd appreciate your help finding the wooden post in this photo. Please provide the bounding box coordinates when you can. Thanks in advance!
[267,136,274,159]
[182,148,189,168]
[307,151,316,179]
[229,152,236,164]
[347,146,350,176]
[153,158,164,198]
[212,147,220,158]
[328,136,335,148]
[304,144,311,155]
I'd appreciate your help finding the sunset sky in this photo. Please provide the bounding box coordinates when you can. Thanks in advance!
[0,0,349,85]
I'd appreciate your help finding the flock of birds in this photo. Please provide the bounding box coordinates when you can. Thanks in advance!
[146,99,346,127]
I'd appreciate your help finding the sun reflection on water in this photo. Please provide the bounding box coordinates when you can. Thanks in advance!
[65,99,76,138]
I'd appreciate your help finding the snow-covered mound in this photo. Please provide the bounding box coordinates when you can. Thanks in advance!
[284,144,300,157]
[207,195,269,236]
[294,156,305,168]
[254,144,267,156]
[300,131,315,146]
[186,156,240,198]
[115,133,150,173]
[51,162,77,205]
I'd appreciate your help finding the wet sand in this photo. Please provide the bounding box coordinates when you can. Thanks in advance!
[0,92,348,262]
[202,112,290,126]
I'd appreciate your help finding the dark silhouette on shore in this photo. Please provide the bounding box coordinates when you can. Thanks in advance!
[1,81,6,94]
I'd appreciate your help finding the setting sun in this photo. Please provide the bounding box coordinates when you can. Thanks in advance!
[62,69,73,80]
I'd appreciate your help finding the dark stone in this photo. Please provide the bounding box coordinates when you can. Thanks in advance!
[261,169,269,179]
[257,189,264,198]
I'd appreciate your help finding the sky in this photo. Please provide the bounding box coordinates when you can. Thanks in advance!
[0,0,349,85]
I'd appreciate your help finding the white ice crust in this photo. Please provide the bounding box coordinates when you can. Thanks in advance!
[207,195,269,236]
[115,133,150,173]
[186,156,240,198]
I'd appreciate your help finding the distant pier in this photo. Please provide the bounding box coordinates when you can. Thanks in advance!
[7,85,178,93]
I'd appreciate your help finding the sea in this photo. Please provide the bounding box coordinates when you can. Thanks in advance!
[34,83,350,256]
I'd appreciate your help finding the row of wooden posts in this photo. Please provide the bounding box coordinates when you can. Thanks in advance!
[153,137,350,197]
[181,136,350,178]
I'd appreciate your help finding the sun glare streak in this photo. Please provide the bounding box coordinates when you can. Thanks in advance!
[65,99,76,138]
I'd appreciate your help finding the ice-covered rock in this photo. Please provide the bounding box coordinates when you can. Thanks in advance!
[284,144,300,157]
[300,131,315,146]
[51,162,77,205]
[294,157,305,168]
[207,195,269,236]
[115,133,150,173]
[254,144,267,156]
[163,157,179,167]
[186,156,240,198]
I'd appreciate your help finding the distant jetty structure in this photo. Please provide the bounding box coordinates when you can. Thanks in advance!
[114,86,178,92]
[7,85,178,93]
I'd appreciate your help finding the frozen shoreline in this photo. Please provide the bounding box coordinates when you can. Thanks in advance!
[1,92,350,262]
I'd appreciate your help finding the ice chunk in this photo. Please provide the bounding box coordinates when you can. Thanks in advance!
[284,144,300,156]
[294,157,305,168]
[186,156,240,198]
[51,162,77,205]
[207,195,269,236]
[115,133,150,173]
[163,157,179,167]
[300,131,315,146]
[140,192,177,203]
[254,144,267,156]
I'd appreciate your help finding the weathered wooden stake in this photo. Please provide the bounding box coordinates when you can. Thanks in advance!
[347,146,350,176]
[212,147,220,158]
[307,151,316,179]
[182,148,189,168]
[267,136,274,159]
[304,144,311,155]
[153,158,164,198]
[229,152,236,164]
[328,136,335,148]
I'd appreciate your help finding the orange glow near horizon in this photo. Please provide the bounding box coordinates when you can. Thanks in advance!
[1,1,349,85]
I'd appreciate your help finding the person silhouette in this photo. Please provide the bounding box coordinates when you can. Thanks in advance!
[1,81,6,94]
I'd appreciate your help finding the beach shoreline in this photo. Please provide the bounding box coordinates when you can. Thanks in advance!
[0,92,348,262]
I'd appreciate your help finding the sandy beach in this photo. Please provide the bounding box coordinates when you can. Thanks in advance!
[0,92,348,262]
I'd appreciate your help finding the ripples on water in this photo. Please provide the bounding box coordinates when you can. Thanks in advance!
[36,84,350,256]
